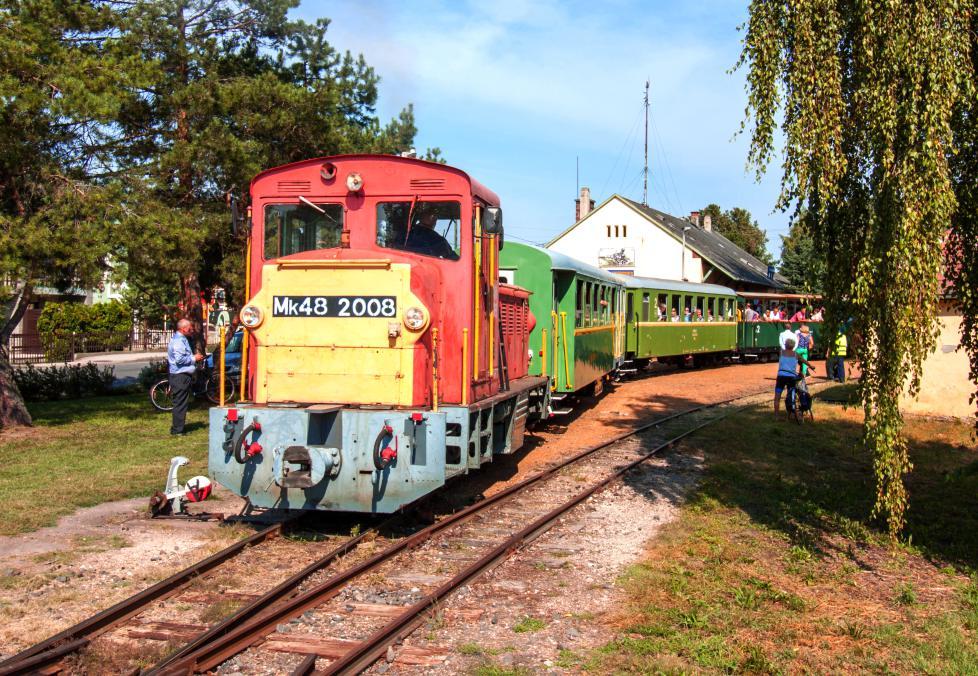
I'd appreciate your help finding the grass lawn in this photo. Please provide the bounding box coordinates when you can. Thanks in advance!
[589,386,978,674]
[0,394,210,536]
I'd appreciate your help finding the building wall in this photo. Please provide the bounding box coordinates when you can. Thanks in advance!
[902,303,975,420]
[549,199,703,282]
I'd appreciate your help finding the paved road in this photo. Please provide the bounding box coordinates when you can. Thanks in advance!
[20,351,166,387]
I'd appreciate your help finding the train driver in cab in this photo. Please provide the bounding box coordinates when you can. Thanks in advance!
[406,203,459,260]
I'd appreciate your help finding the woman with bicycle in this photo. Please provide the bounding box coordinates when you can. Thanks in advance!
[774,336,815,419]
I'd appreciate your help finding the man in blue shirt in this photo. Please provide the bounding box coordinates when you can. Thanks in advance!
[167,319,204,435]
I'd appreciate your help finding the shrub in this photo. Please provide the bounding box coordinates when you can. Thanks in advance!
[14,364,116,401]
[138,360,169,390]
[37,300,133,359]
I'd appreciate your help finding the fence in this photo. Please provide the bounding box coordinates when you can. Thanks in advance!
[7,328,174,365]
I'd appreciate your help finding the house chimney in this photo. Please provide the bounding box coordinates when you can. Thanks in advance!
[703,214,712,232]
[576,186,594,221]
[689,210,700,227]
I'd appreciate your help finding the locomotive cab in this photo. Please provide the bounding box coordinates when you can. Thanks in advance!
[209,156,549,513]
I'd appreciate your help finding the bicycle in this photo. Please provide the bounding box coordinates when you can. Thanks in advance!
[150,366,237,411]
[784,374,814,424]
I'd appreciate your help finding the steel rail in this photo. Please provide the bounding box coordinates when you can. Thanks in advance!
[145,526,377,674]
[318,409,736,675]
[0,520,292,676]
[157,391,764,674]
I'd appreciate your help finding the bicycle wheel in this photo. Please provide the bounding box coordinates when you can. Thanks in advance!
[205,372,237,405]
[150,379,175,412]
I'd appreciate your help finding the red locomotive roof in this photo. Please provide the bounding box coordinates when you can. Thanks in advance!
[249,154,501,206]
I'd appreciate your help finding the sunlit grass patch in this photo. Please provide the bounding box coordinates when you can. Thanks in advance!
[588,396,977,673]
[0,394,209,535]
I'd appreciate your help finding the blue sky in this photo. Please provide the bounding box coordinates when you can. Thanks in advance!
[294,0,791,257]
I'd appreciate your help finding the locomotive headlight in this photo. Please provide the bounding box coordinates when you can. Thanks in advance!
[403,306,427,331]
[240,304,264,328]
[345,172,364,192]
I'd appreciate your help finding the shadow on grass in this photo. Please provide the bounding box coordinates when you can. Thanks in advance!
[26,393,213,427]
[651,387,978,572]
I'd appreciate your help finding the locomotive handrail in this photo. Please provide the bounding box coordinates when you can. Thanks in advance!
[275,258,392,269]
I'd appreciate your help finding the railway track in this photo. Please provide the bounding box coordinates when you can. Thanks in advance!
[147,388,779,675]
[2,383,812,675]
[0,516,390,676]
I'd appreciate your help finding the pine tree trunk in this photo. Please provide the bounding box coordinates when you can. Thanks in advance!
[0,351,32,429]
[0,283,34,429]
[181,272,206,354]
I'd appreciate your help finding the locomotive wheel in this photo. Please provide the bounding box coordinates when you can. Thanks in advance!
[149,379,174,412]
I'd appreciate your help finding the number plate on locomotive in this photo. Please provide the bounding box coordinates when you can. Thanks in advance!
[272,295,397,318]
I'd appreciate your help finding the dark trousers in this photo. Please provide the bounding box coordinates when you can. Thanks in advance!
[830,356,846,382]
[169,372,193,434]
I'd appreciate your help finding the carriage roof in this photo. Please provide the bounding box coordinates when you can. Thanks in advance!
[619,275,737,297]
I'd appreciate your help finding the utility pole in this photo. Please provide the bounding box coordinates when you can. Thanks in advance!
[643,80,650,206]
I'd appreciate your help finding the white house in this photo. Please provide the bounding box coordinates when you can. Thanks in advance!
[548,190,787,294]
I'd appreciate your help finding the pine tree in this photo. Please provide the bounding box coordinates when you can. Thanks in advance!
[106,1,422,352]
[0,1,134,428]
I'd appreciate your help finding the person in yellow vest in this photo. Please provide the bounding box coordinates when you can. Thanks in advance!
[828,330,848,383]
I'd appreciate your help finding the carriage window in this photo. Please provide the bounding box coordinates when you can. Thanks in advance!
[600,287,607,321]
[264,203,344,258]
[626,293,634,321]
[656,294,668,321]
[718,298,726,320]
[671,294,681,320]
[642,293,650,322]
[694,296,705,321]
[376,201,461,260]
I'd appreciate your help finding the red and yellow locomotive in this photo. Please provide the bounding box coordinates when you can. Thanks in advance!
[210,155,549,512]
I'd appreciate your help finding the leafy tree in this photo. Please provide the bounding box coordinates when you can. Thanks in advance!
[0,1,133,428]
[105,2,424,353]
[739,0,973,533]
[778,219,825,294]
[700,203,773,264]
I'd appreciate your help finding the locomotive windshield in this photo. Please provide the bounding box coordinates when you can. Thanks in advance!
[376,201,461,260]
[264,202,344,258]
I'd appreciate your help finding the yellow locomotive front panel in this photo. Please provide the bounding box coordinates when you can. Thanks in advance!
[246,260,429,407]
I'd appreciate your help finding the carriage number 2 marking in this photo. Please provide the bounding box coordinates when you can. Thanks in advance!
[272,296,396,318]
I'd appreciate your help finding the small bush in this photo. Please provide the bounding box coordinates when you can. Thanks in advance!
[137,360,168,390]
[14,364,116,401]
[37,300,133,359]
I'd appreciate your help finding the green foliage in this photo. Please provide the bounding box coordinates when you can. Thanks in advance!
[13,363,115,401]
[779,217,825,294]
[738,0,973,534]
[137,360,168,390]
[700,203,773,264]
[105,1,424,335]
[35,300,132,359]
[37,300,132,337]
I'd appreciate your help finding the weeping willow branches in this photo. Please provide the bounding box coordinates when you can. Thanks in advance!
[739,0,974,533]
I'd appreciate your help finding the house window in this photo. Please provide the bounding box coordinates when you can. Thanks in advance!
[622,225,627,237]
[607,225,611,237]
[614,225,619,237]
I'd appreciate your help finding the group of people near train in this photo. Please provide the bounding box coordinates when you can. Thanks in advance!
[741,304,825,323]
[773,320,850,418]
[656,304,734,322]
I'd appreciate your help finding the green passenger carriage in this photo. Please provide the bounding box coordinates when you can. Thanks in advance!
[736,292,825,361]
[499,243,625,396]
[621,276,739,365]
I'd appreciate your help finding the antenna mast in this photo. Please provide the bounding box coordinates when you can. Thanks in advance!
[643,80,650,206]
